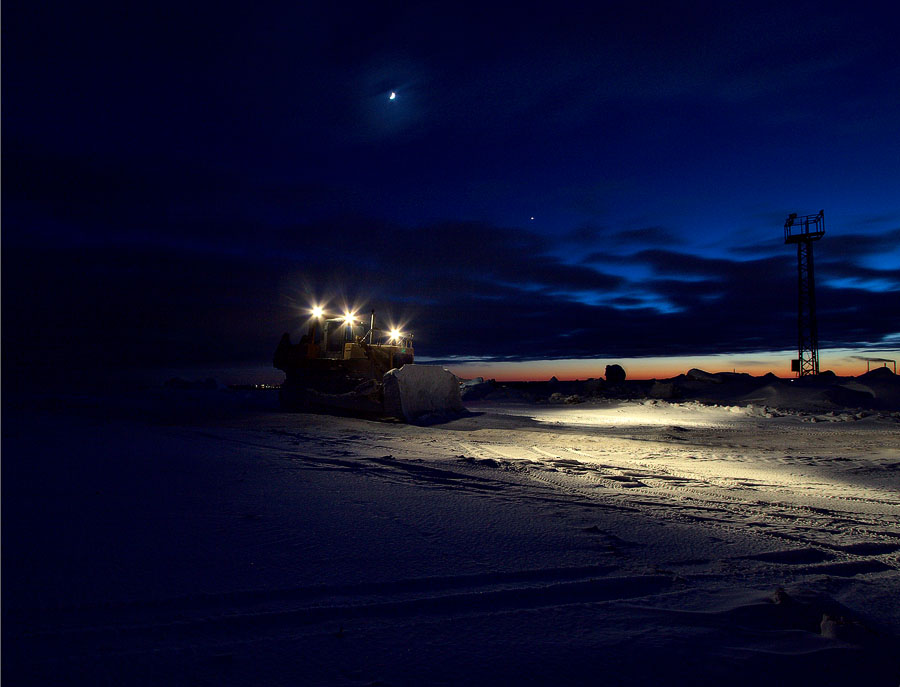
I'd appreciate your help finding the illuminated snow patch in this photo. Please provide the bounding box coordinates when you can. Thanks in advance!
[478,400,755,428]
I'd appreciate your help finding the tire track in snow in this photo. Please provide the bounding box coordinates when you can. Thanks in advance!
[7,573,676,660]
[455,437,900,572]
[457,441,636,503]
[190,423,900,579]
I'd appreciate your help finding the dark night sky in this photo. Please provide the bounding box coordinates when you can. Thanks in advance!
[4,1,899,385]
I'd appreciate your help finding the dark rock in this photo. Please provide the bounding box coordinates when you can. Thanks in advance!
[605,364,626,384]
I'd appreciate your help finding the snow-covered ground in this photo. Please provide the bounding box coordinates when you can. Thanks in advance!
[4,391,900,685]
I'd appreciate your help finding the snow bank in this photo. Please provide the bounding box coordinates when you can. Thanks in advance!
[460,376,496,400]
[383,364,465,421]
[685,368,723,383]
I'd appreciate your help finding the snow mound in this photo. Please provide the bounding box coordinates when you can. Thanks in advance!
[686,368,723,383]
[861,366,896,380]
[460,377,495,400]
[383,364,465,422]
[739,383,875,412]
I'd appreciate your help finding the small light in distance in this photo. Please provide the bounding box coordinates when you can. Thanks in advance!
[311,306,324,318]
[389,91,396,100]
[343,312,356,325]
[389,328,402,342]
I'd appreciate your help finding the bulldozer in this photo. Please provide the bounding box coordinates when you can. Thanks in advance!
[274,307,463,422]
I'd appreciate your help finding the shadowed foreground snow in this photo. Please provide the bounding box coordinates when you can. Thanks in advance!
[4,390,900,686]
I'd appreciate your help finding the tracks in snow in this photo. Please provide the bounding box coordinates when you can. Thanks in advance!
[182,423,900,575]
[7,567,674,661]
[453,437,900,574]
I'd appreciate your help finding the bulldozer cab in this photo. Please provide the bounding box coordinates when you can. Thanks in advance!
[274,308,414,380]
[317,316,413,363]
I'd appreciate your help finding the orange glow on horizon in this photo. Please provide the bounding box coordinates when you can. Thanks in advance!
[442,349,897,382]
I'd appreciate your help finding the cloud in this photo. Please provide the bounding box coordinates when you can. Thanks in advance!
[7,209,897,383]
[574,226,681,254]
[819,228,900,262]
[5,147,899,387]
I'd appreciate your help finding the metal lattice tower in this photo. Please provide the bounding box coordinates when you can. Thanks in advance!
[784,210,825,376]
